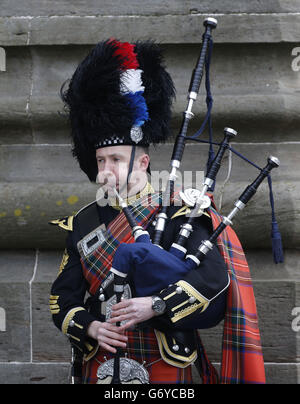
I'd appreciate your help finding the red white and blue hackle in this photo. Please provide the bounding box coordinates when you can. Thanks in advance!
[111,39,149,143]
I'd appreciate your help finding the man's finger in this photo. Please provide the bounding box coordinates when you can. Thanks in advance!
[101,329,128,342]
[112,299,130,310]
[101,337,127,348]
[99,341,117,354]
[108,314,127,323]
[110,307,131,318]
[109,317,136,329]
[102,322,126,334]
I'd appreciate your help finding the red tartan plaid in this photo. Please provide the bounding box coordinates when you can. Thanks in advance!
[83,353,192,384]
[80,192,161,295]
[208,197,266,384]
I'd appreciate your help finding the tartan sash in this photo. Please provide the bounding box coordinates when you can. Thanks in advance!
[80,192,161,295]
[208,201,266,384]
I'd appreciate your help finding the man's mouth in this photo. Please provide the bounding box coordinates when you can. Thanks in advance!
[100,178,118,189]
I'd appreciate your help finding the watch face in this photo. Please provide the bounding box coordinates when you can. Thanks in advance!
[153,297,166,314]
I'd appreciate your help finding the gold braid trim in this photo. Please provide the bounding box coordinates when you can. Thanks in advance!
[171,206,210,220]
[49,295,60,314]
[154,330,197,368]
[49,216,74,231]
[61,307,86,335]
[57,249,69,276]
[170,280,210,323]
[83,344,99,362]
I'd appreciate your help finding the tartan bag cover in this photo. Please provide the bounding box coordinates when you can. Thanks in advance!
[208,201,266,384]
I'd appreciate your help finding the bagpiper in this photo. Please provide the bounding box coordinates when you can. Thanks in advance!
[49,32,266,384]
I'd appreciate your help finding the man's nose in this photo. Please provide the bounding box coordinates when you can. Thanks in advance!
[101,160,113,172]
[98,169,117,186]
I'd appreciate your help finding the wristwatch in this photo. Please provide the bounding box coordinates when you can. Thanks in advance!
[151,295,166,316]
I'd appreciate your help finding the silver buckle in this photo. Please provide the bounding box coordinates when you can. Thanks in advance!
[104,284,132,326]
[77,225,106,257]
[96,357,149,384]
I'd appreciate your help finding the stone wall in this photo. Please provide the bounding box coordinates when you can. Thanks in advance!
[0,1,299,384]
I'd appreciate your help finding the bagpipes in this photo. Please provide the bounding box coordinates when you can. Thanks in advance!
[97,17,283,384]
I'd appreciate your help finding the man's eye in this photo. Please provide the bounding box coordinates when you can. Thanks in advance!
[114,158,120,162]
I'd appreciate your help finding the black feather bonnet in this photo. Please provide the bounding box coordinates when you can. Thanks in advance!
[61,39,175,182]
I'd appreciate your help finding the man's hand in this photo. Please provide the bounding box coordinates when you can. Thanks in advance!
[86,320,129,354]
[108,297,154,328]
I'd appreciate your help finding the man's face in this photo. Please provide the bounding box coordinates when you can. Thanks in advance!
[95,145,149,197]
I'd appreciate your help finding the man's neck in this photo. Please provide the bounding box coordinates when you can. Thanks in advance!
[110,180,154,210]
[127,177,148,198]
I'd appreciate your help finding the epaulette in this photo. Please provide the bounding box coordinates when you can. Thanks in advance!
[74,199,98,219]
[49,215,74,231]
[74,200,101,238]
[48,200,98,233]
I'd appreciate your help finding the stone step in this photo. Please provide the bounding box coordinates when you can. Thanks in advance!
[0,42,299,143]
[0,141,297,248]
[1,0,300,17]
[1,13,300,46]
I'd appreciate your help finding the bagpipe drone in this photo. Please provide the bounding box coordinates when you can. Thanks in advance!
[110,16,282,299]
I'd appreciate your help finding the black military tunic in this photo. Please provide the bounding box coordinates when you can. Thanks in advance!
[50,197,229,362]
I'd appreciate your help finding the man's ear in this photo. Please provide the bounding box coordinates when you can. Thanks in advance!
[138,153,150,172]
